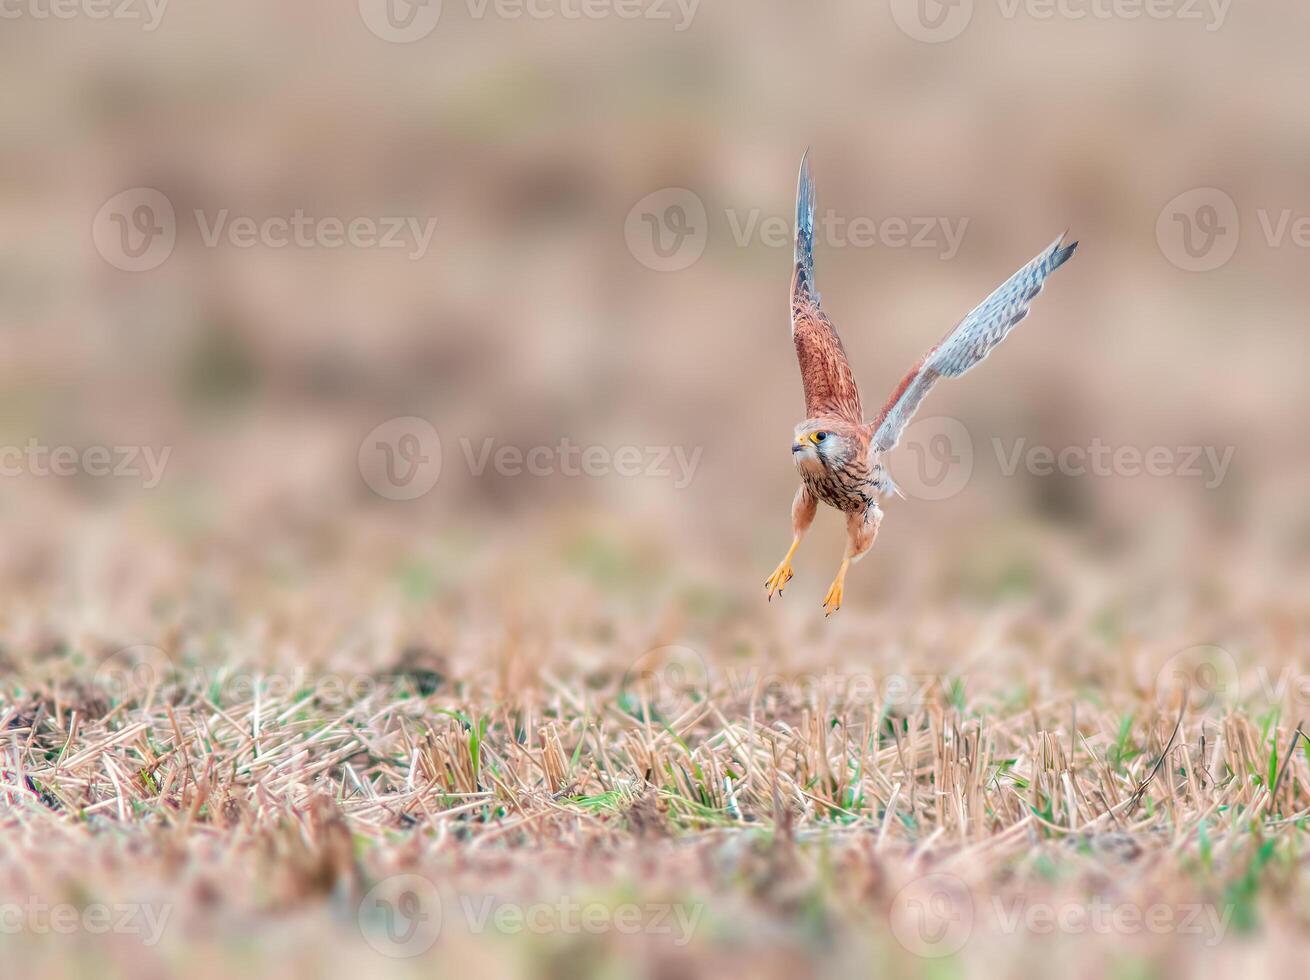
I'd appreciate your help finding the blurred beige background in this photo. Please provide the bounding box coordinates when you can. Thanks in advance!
[1,0,1307,631]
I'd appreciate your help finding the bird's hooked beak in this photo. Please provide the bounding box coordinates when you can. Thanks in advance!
[792,437,823,473]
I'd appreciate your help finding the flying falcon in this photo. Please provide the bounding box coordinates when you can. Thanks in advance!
[765,152,1078,614]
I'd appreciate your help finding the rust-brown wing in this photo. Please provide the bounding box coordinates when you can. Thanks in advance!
[791,153,863,423]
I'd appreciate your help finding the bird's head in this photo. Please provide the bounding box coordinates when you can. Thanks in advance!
[792,418,862,475]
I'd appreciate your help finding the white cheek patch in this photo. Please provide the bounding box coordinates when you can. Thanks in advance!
[793,448,824,474]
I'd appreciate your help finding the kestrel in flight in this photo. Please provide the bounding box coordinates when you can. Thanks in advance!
[765,153,1078,614]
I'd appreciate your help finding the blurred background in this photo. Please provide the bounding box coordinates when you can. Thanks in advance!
[3,2,1310,974]
[3,1,1307,628]
[3,1,1308,613]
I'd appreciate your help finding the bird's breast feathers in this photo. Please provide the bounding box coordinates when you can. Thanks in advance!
[799,455,888,514]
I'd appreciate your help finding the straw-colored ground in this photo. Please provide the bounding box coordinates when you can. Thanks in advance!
[4,520,1309,979]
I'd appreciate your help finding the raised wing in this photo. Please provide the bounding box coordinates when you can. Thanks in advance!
[791,153,863,423]
[870,233,1078,453]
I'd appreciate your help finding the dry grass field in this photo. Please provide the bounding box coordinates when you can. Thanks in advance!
[4,511,1310,978]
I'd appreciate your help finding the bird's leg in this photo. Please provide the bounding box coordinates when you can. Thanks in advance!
[821,558,850,616]
[766,485,816,601]
[765,536,801,600]
[822,505,882,616]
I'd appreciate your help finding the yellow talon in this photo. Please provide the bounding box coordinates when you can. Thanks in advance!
[765,561,794,600]
[822,560,850,616]
[765,535,802,601]
[821,579,843,615]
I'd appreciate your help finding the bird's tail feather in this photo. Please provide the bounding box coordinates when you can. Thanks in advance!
[794,150,817,302]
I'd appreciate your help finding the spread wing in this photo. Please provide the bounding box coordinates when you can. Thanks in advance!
[870,233,1078,453]
[791,153,863,423]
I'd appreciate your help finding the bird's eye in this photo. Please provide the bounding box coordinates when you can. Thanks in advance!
[812,431,828,443]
